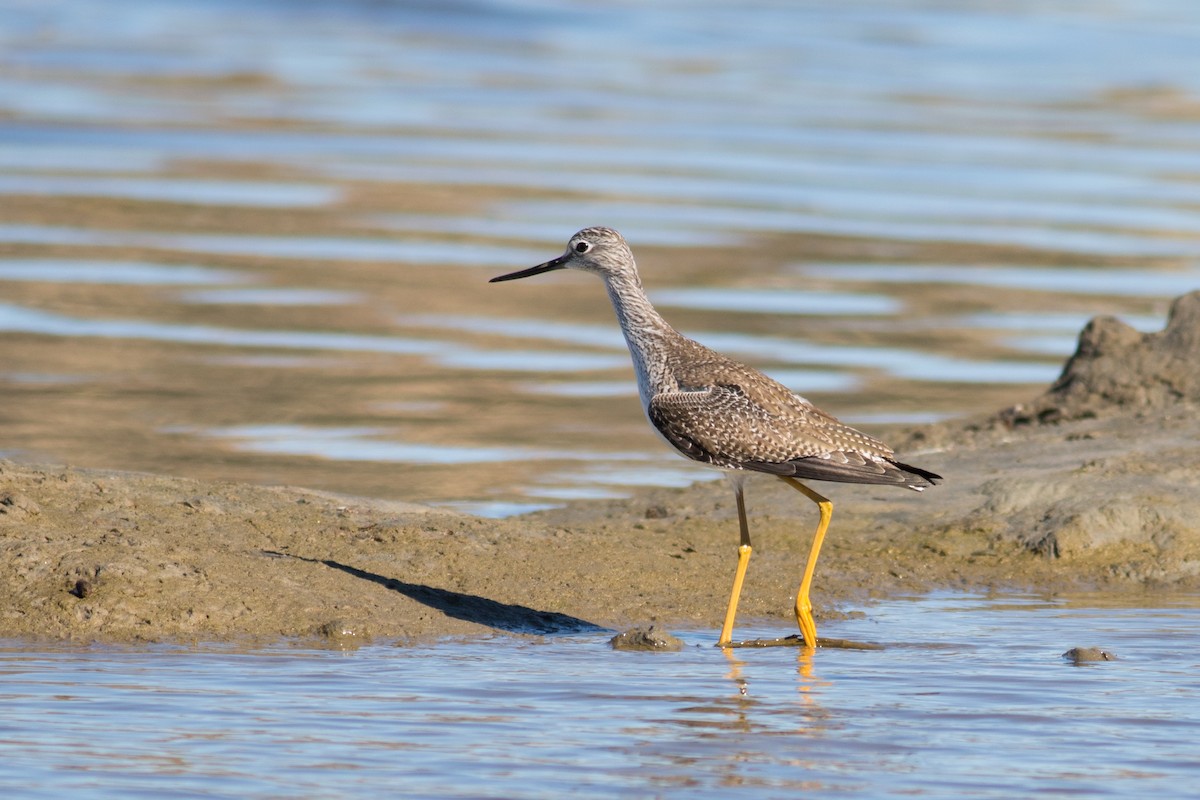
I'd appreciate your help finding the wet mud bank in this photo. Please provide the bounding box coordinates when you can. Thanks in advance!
[2,294,1199,643]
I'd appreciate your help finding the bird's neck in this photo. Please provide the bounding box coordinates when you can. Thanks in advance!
[602,270,679,407]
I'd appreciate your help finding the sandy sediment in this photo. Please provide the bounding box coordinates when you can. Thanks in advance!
[2,293,1199,643]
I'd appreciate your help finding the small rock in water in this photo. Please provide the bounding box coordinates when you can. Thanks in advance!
[609,625,684,652]
[1062,646,1116,664]
[315,619,371,648]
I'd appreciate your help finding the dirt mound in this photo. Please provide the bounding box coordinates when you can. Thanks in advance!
[998,290,1200,426]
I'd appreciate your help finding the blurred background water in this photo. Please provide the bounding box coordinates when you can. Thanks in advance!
[3,0,1200,513]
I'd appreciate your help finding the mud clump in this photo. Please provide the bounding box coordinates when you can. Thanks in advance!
[998,290,1200,426]
[610,626,685,652]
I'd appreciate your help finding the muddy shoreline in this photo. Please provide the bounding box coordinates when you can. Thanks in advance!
[3,295,1198,644]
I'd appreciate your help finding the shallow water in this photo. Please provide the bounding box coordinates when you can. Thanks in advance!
[2,592,1198,799]
[2,0,1200,510]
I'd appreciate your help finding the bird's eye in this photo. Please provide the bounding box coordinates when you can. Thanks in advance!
[574,241,591,253]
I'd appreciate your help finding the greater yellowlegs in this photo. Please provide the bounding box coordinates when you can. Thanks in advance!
[491,227,942,648]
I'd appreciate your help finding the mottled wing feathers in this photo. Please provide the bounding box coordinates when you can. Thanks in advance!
[647,345,941,490]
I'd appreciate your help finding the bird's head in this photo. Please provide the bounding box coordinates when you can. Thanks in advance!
[490,227,636,284]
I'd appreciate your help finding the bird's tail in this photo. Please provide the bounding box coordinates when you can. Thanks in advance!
[889,459,943,491]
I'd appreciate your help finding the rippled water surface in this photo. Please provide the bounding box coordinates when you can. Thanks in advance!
[4,8,1199,796]
[2,593,1198,799]
[2,0,1199,511]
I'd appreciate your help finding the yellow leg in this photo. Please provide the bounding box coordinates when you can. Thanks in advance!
[717,477,752,647]
[717,545,751,647]
[779,477,832,649]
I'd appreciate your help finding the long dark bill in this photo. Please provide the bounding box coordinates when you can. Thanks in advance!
[489,254,569,283]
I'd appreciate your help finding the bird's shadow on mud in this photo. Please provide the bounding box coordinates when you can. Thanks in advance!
[270,552,607,636]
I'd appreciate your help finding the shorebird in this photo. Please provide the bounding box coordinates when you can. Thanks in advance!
[491,227,941,648]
